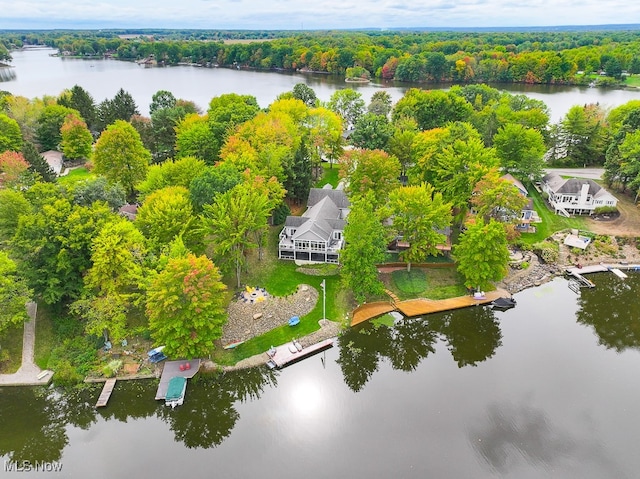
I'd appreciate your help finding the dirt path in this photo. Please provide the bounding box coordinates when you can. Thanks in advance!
[586,191,640,236]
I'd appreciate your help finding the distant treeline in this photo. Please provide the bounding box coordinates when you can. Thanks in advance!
[2,29,640,85]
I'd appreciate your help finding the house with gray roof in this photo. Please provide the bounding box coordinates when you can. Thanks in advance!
[278,185,350,263]
[542,172,617,216]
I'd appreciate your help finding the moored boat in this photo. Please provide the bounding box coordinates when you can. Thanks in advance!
[165,376,187,408]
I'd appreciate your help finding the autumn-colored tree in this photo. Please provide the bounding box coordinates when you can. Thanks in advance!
[146,254,227,359]
[35,104,79,151]
[388,183,453,272]
[92,120,151,198]
[0,150,29,186]
[60,114,93,161]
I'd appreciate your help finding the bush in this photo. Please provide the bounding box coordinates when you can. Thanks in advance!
[533,241,559,263]
[102,359,123,378]
[520,261,530,269]
[48,336,98,385]
[594,206,618,215]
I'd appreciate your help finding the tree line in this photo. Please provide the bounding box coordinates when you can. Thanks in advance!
[2,29,640,85]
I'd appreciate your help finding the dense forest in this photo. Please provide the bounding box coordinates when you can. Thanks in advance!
[2,29,640,85]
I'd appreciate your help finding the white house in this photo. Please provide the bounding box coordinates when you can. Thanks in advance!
[278,185,350,264]
[501,174,540,231]
[542,172,618,216]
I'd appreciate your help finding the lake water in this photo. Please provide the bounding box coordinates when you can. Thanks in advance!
[2,47,640,122]
[2,273,640,478]
[2,47,640,478]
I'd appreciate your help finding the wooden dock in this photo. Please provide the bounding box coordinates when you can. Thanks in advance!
[155,359,200,400]
[266,338,335,369]
[95,378,117,407]
[350,289,510,326]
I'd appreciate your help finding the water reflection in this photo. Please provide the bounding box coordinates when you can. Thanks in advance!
[437,307,502,368]
[0,66,16,82]
[469,401,625,478]
[0,387,96,462]
[575,272,640,352]
[338,306,502,391]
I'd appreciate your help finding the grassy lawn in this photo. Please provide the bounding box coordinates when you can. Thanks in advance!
[315,162,340,188]
[213,227,349,365]
[57,167,95,186]
[0,322,24,373]
[624,75,640,88]
[519,184,587,244]
[384,265,468,300]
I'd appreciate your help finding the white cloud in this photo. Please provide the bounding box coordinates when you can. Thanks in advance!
[0,0,638,29]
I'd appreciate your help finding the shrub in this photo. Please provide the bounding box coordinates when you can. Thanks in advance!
[102,359,123,378]
[532,241,559,263]
[48,336,98,385]
[594,206,618,215]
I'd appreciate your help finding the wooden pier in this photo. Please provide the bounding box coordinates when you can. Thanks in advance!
[266,338,335,369]
[155,359,200,400]
[95,378,117,408]
[351,289,509,326]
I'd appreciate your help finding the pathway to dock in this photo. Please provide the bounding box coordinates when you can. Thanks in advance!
[0,302,53,386]
[351,289,510,326]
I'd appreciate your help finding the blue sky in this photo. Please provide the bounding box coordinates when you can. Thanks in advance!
[0,0,638,30]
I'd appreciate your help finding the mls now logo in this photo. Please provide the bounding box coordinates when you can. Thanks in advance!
[4,461,63,473]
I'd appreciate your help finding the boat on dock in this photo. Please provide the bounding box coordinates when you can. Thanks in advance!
[165,376,187,409]
[491,297,517,310]
[155,359,200,401]
[266,338,335,370]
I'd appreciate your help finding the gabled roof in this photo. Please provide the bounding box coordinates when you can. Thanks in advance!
[501,173,528,196]
[307,188,350,210]
[542,172,606,197]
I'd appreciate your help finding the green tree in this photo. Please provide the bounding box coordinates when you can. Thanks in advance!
[189,162,243,212]
[453,219,510,291]
[550,104,606,166]
[341,192,387,302]
[392,89,473,131]
[388,183,453,272]
[149,90,177,115]
[0,252,32,337]
[175,114,218,164]
[12,197,112,304]
[207,93,260,160]
[135,186,197,249]
[305,106,344,171]
[58,85,97,131]
[60,114,93,161]
[35,104,78,151]
[328,88,365,129]
[72,176,126,211]
[340,148,401,204]
[22,141,56,182]
[146,254,227,359]
[95,88,139,131]
[493,123,546,180]
[0,113,23,152]
[350,113,394,150]
[92,120,151,198]
[0,189,31,243]
[291,83,317,107]
[137,156,206,199]
[388,117,419,176]
[368,91,393,117]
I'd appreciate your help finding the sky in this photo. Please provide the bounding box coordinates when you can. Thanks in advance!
[0,0,639,30]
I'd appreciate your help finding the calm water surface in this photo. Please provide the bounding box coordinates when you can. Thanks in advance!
[2,47,640,121]
[2,273,640,478]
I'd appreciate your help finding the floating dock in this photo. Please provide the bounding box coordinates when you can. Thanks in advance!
[155,359,201,400]
[266,338,335,369]
[95,378,117,408]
